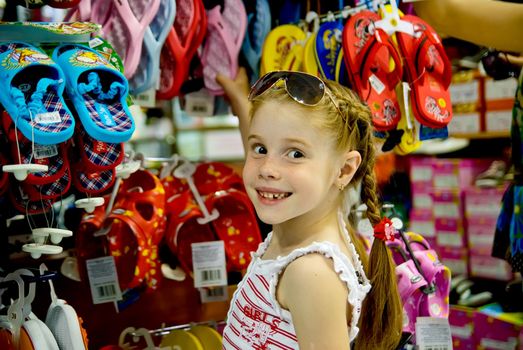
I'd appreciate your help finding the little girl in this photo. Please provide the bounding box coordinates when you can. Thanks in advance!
[218,70,402,349]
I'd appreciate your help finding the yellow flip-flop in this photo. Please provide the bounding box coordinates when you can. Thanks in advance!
[160,329,204,350]
[394,88,421,155]
[261,24,306,74]
[282,43,304,71]
[302,32,319,75]
[189,325,222,349]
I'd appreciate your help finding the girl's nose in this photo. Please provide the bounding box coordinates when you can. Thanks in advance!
[258,157,280,180]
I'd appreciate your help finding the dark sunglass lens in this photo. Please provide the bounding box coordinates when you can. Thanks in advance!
[286,73,325,105]
[249,72,286,100]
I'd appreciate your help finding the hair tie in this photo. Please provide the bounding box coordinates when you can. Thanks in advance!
[373,217,396,242]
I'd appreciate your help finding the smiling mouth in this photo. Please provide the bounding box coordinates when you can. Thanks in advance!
[257,191,291,200]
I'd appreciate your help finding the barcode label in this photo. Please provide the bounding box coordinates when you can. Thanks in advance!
[199,286,228,303]
[190,103,210,113]
[185,90,215,117]
[96,283,117,298]
[86,256,122,304]
[35,111,61,124]
[192,241,227,288]
[133,88,156,108]
[208,287,225,297]
[201,269,222,283]
[34,145,58,159]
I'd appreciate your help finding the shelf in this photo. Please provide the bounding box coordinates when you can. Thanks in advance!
[450,132,510,139]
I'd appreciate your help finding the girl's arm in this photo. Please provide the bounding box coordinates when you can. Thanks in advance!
[216,68,251,151]
[278,254,351,350]
[414,0,523,53]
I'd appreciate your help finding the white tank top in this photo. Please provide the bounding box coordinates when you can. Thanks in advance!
[222,213,371,349]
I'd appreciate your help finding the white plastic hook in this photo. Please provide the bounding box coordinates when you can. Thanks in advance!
[32,227,73,245]
[22,243,63,259]
[75,197,105,213]
[115,160,141,179]
[159,154,181,179]
[160,264,186,281]
[13,269,36,319]
[3,164,48,181]
[119,327,161,350]
[304,11,320,34]
[6,214,24,228]
[374,0,414,36]
[39,264,59,305]
[115,149,142,179]
[174,161,219,224]
[325,11,336,22]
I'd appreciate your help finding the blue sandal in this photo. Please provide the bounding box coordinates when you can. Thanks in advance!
[0,42,75,145]
[52,44,135,143]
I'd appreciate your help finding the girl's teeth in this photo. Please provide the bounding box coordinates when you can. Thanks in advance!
[260,192,287,199]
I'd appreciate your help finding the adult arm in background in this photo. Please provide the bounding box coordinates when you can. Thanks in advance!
[216,68,251,152]
[414,0,523,53]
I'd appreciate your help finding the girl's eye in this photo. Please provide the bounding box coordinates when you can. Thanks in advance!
[287,150,304,159]
[253,145,267,154]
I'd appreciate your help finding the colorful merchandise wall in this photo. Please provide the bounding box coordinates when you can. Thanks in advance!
[0,0,520,349]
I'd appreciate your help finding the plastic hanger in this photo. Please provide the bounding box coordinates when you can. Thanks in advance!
[374,0,414,36]
[172,159,219,224]
[104,150,145,218]
[3,115,49,181]
[119,327,168,350]
[22,202,67,259]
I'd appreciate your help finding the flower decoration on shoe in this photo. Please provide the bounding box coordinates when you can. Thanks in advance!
[373,217,396,242]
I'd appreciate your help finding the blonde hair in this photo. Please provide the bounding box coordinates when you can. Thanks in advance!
[250,78,402,349]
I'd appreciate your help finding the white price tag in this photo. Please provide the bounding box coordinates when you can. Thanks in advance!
[35,111,61,124]
[368,74,385,95]
[89,37,104,48]
[85,256,122,304]
[185,90,215,117]
[415,317,453,350]
[133,87,157,108]
[199,286,229,303]
[192,241,227,288]
[402,82,413,130]
[34,144,58,159]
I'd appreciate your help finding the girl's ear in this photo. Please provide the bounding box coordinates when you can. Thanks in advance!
[337,150,362,188]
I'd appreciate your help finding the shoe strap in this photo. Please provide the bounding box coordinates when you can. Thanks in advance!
[9,87,29,120]
[27,78,62,115]
[78,72,125,100]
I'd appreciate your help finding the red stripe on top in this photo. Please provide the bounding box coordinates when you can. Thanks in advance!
[246,278,272,307]
[256,274,270,289]
[222,332,242,350]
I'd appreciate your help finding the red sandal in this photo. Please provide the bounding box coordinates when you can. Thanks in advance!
[342,11,403,132]
[104,169,167,291]
[395,15,453,128]
[205,188,262,271]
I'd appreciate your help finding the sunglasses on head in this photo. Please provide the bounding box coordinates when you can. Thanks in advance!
[248,71,343,115]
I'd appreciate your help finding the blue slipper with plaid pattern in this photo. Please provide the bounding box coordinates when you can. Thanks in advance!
[52,44,135,143]
[0,42,75,145]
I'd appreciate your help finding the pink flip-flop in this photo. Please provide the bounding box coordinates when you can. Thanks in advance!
[95,0,161,79]
[201,0,247,95]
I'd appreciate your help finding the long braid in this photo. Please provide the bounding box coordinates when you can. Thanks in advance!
[356,139,402,350]
[331,85,402,349]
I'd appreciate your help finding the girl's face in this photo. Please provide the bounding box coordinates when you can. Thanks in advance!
[243,100,343,226]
